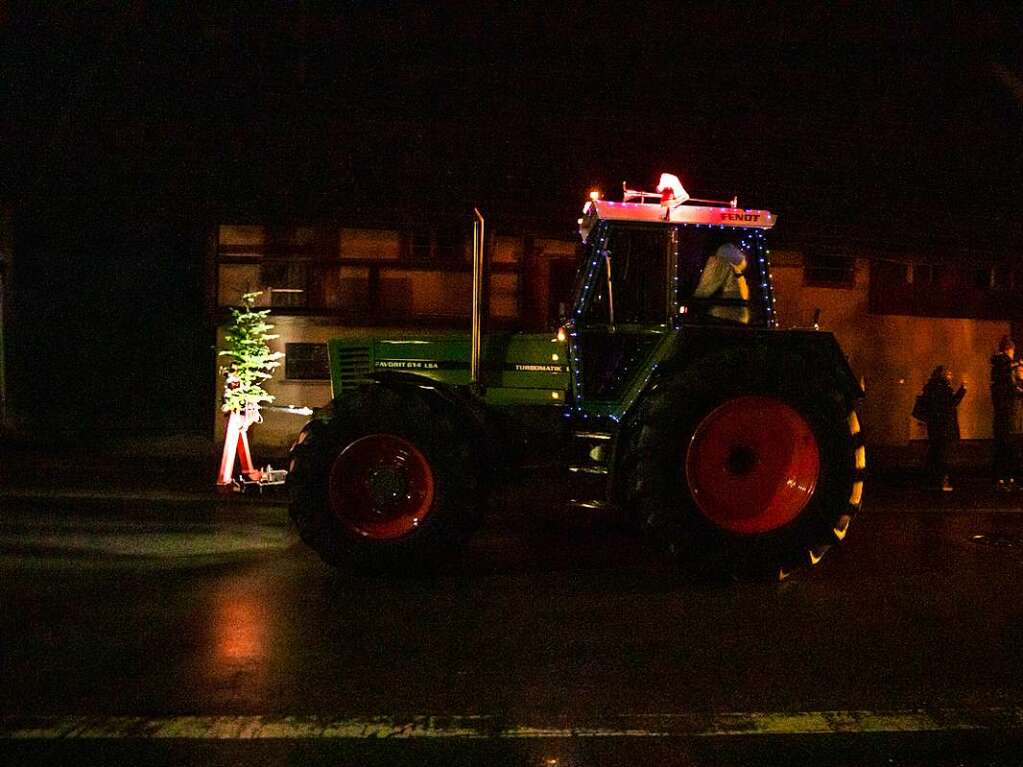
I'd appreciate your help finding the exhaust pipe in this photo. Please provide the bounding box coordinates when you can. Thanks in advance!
[470,208,488,392]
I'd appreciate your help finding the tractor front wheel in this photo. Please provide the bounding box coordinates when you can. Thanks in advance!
[287,385,482,571]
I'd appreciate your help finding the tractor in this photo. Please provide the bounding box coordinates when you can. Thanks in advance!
[287,175,865,579]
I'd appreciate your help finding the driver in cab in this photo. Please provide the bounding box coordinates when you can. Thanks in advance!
[691,240,750,324]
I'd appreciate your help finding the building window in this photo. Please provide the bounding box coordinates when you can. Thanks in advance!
[403,225,466,263]
[284,343,330,380]
[974,265,1016,292]
[216,225,342,311]
[409,231,433,260]
[995,265,1010,291]
[260,261,308,307]
[908,263,939,285]
[804,255,855,288]
[869,259,1023,320]
[214,223,555,328]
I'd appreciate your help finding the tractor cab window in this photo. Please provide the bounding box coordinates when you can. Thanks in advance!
[584,226,668,326]
[676,227,770,327]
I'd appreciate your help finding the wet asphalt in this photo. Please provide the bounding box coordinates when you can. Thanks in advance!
[2,482,1023,765]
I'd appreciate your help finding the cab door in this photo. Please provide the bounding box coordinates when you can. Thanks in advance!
[572,224,672,403]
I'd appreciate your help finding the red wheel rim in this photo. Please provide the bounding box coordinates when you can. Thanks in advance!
[328,434,435,540]
[685,396,820,535]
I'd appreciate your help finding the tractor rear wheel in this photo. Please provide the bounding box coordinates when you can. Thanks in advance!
[622,351,863,579]
[287,385,482,571]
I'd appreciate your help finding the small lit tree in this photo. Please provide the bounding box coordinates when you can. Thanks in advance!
[217,292,283,486]
[218,291,283,414]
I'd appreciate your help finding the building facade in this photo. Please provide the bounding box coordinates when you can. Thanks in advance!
[210,220,1021,458]
[210,220,579,452]
[771,250,1017,449]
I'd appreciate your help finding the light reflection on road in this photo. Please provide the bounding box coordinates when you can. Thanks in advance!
[216,596,267,662]
[204,579,274,706]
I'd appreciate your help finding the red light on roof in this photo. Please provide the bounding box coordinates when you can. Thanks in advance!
[656,173,689,206]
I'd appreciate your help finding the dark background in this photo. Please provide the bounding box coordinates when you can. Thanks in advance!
[1,3,1020,436]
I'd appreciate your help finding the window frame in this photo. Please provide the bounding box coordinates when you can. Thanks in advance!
[576,222,673,329]
[803,254,856,288]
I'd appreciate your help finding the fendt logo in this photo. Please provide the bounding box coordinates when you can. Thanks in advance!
[720,211,762,224]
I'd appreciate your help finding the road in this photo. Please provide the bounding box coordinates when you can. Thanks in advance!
[2,488,1023,765]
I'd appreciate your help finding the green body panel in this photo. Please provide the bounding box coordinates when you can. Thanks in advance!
[326,325,860,427]
[574,328,677,422]
[328,332,571,406]
[616,332,676,416]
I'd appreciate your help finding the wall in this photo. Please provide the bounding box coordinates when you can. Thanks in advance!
[523,238,580,331]
[213,226,555,456]
[215,231,1012,457]
[772,253,1009,446]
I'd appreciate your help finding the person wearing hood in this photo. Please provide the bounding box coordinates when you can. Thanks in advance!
[923,365,966,492]
[691,241,750,324]
[990,336,1022,491]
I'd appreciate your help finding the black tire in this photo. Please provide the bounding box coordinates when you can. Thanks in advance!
[287,384,482,571]
[621,348,863,579]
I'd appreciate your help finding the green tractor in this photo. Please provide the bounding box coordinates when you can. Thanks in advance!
[288,176,865,579]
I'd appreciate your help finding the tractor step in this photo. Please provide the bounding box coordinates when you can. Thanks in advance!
[567,499,610,510]
[569,429,613,477]
[569,465,609,475]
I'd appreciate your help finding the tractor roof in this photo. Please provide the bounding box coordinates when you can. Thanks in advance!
[586,199,776,230]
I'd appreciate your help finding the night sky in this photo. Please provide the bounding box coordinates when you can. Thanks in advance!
[1,3,1021,433]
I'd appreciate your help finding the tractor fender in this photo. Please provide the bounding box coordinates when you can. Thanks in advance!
[291,372,492,474]
[366,371,494,483]
[610,334,863,503]
[642,328,862,414]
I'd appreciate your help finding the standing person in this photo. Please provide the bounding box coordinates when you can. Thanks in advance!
[923,365,966,492]
[990,336,1022,491]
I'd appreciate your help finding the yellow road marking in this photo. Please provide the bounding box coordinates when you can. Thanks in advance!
[4,709,1023,739]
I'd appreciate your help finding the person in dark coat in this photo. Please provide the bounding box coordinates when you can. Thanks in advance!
[990,336,1022,491]
[923,365,966,492]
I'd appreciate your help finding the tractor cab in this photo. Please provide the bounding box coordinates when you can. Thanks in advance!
[566,177,778,404]
[573,178,778,329]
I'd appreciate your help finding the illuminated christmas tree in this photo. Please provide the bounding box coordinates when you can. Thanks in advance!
[218,291,283,414]
[217,292,283,487]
